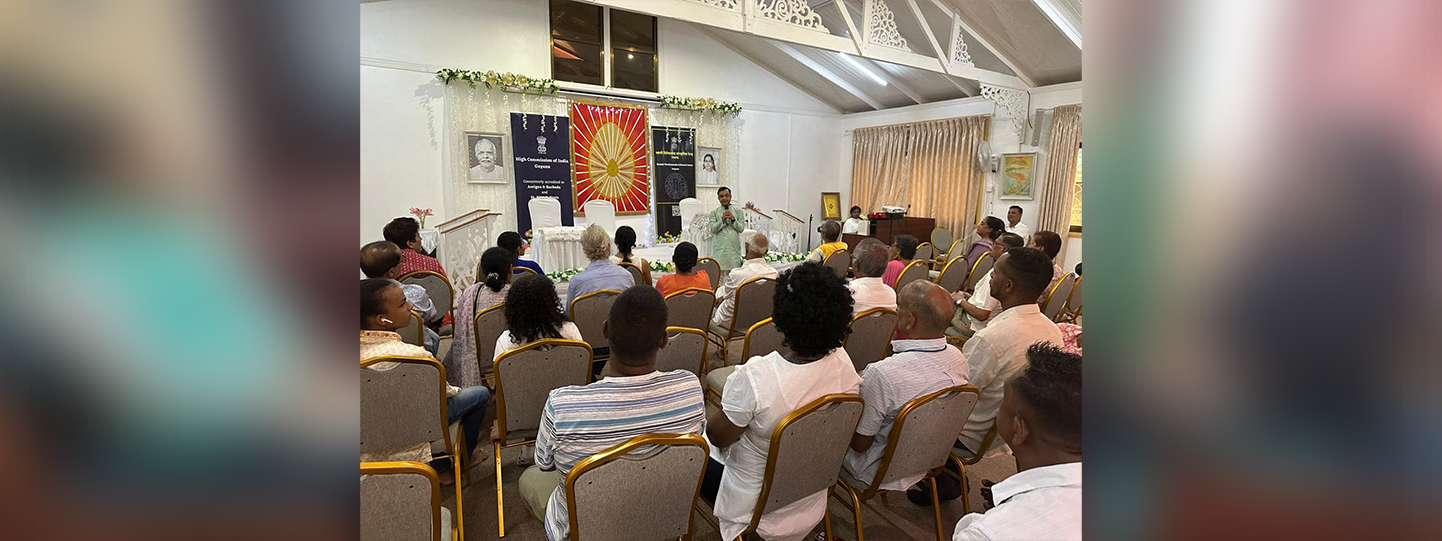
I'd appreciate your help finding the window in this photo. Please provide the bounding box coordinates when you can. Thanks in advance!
[1069,146,1083,232]
[550,0,657,92]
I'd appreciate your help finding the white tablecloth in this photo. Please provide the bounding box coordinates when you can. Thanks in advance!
[419,229,440,254]
[532,226,589,272]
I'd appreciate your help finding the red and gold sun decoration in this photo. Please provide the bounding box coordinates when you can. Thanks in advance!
[570,101,651,215]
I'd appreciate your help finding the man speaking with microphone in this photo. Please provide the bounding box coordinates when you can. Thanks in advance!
[707,186,751,271]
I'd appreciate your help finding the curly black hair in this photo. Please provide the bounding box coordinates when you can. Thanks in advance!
[1013,342,1083,453]
[893,234,919,259]
[503,273,568,344]
[383,217,420,248]
[772,262,853,360]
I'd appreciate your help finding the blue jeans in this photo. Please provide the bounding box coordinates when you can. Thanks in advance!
[432,386,489,472]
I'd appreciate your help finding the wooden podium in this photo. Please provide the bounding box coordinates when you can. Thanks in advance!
[842,216,936,249]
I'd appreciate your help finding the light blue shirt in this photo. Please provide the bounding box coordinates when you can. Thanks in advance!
[564,258,635,314]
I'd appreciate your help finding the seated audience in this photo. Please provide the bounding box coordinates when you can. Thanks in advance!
[498,230,544,275]
[702,262,861,541]
[655,241,711,297]
[844,281,970,489]
[1004,205,1032,242]
[360,278,488,478]
[805,220,848,264]
[927,247,1062,503]
[495,273,584,361]
[518,286,706,541]
[1058,322,1082,356]
[960,216,1006,269]
[610,225,652,285]
[360,240,441,354]
[848,238,898,315]
[951,343,1081,541]
[563,224,634,315]
[948,233,1025,339]
[710,233,778,333]
[1031,230,1066,303]
[881,234,920,288]
[842,205,866,234]
[442,247,511,386]
[383,217,448,278]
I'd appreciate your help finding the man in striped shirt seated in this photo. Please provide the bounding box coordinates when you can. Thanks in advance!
[518,286,707,541]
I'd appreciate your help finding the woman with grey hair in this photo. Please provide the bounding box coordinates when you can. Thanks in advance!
[563,224,635,315]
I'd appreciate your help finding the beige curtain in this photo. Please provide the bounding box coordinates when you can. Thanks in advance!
[849,115,989,241]
[1035,104,1082,264]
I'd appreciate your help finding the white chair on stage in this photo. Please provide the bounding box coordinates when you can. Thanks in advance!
[528,197,563,230]
[678,198,706,234]
[582,200,617,236]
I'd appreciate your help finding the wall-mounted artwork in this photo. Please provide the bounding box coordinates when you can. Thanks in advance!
[696,147,721,186]
[465,132,508,184]
[1000,152,1037,200]
[821,192,842,220]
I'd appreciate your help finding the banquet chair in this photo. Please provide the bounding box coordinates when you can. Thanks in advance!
[469,303,507,384]
[566,434,710,541]
[361,461,456,541]
[1041,273,1078,322]
[400,270,456,333]
[695,257,722,291]
[510,266,538,276]
[569,289,622,361]
[823,249,851,278]
[832,385,981,541]
[616,261,645,286]
[693,394,862,541]
[914,243,934,270]
[664,288,716,332]
[529,197,564,230]
[491,339,594,538]
[894,260,931,294]
[397,310,425,347]
[360,356,465,538]
[707,276,775,349]
[707,318,787,400]
[582,200,617,236]
[934,256,970,293]
[679,197,707,233]
[842,308,898,373]
[1059,276,1083,323]
[930,228,953,262]
[657,326,709,379]
[965,253,994,293]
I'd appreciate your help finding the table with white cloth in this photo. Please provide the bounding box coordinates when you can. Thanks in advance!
[531,225,589,273]
[419,229,440,254]
[554,254,802,299]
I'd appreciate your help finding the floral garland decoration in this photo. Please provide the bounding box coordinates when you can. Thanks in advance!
[762,252,809,263]
[655,233,681,244]
[546,267,585,283]
[659,95,741,116]
[436,68,560,94]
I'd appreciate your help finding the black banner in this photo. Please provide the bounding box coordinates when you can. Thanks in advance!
[651,126,696,237]
[510,113,574,236]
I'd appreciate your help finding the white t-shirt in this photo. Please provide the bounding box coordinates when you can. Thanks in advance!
[1005,221,1031,242]
[711,348,863,541]
[842,217,865,234]
[493,322,585,361]
[952,462,1081,541]
[848,277,898,315]
[965,270,1002,333]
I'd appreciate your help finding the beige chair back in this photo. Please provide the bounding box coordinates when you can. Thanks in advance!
[565,434,709,541]
[741,318,789,361]
[728,277,776,337]
[400,271,455,318]
[930,228,953,255]
[360,357,451,456]
[843,308,898,372]
[361,461,450,541]
[966,252,994,293]
[617,261,644,286]
[750,395,864,530]
[1042,273,1077,321]
[695,258,722,291]
[657,327,708,377]
[869,386,980,494]
[664,288,715,331]
[935,256,969,293]
[493,340,594,442]
[396,310,424,347]
[569,289,621,353]
[914,242,934,263]
[894,260,930,294]
[823,250,851,277]
[472,303,507,379]
[1062,276,1083,320]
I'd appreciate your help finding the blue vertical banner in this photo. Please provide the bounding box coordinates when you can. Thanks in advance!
[651,125,696,237]
[510,112,574,236]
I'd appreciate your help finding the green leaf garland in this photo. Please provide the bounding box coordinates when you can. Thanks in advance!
[658,95,742,116]
[436,68,560,95]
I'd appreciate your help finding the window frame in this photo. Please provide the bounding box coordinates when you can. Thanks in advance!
[549,1,659,93]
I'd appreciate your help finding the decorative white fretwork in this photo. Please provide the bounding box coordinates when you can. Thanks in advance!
[865,0,910,51]
[981,84,1029,144]
[688,0,739,10]
[755,0,828,31]
[952,28,973,65]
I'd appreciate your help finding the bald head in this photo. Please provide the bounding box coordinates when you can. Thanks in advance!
[360,241,403,278]
[820,220,842,242]
[744,232,770,259]
[897,280,953,338]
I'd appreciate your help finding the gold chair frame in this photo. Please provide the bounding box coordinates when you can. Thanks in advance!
[895,260,930,292]
[400,310,425,347]
[472,302,506,387]
[695,257,723,291]
[511,265,539,276]
[664,326,711,378]
[707,276,774,363]
[1040,272,1077,322]
[964,252,994,293]
[706,317,777,403]
[617,260,646,286]
[934,255,969,293]
[568,288,622,361]
[399,270,457,332]
[823,249,851,277]
[361,461,453,541]
[1058,276,1083,323]
[842,308,898,371]
[564,433,710,541]
[664,287,717,331]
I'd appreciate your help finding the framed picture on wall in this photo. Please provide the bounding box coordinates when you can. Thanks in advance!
[465,132,509,184]
[696,147,721,186]
[821,192,842,220]
[1000,152,1037,200]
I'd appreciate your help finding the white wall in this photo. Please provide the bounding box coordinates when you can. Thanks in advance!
[359,0,840,247]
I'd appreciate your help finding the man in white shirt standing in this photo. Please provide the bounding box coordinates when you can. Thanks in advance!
[952,342,1081,541]
[1005,205,1031,242]
[948,233,1025,339]
[842,205,866,234]
[711,232,779,334]
[848,238,898,315]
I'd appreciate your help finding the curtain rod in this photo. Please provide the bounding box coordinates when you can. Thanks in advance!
[842,113,993,134]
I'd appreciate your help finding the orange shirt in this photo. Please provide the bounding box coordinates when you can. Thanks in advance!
[655,271,712,298]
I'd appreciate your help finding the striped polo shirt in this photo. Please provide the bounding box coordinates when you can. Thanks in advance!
[535,369,706,541]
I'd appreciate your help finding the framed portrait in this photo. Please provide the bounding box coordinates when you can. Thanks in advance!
[821,192,842,220]
[696,147,721,186]
[464,132,508,184]
[1000,152,1037,200]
